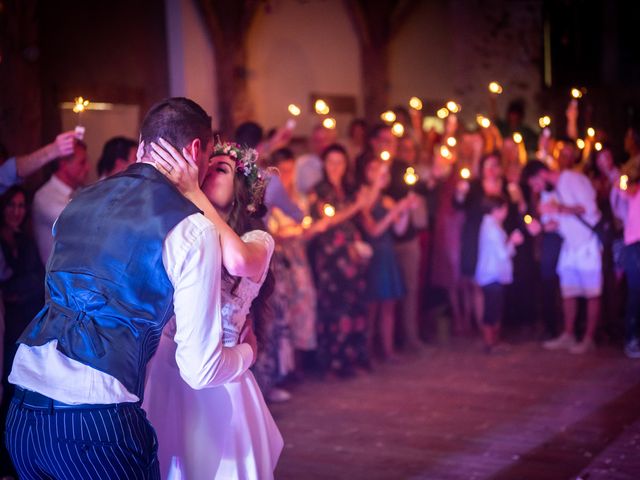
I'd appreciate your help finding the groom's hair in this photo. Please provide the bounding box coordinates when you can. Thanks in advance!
[140,97,212,155]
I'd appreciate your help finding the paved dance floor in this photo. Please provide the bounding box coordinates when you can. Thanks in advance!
[271,340,640,480]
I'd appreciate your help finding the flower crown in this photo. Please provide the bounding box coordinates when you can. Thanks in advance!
[212,141,268,214]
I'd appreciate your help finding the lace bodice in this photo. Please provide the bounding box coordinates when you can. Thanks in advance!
[221,230,274,346]
[163,230,274,346]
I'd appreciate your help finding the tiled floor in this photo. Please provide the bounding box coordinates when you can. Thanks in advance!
[271,340,640,479]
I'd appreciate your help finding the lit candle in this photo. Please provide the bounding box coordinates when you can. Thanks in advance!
[488,82,503,94]
[288,104,301,116]
[576,138,585,149]
[476,115,491,128]
[436,108,449,119]
[391,122,405,137]
[446,137,457,147]
[460,167,471,179]
[380,150,391,162]
[404,167,418,186]
[524,214,533,225]
[595,142,603,152]
[323,203,336,218]
[440,145,452,159]
[409,97,423,110]
[587,127,595,137]
[571,88,583,99]
[620,175,629,191]
[381,110,396,123]
[538,116,551,128]
[302,215,312,228]
[314,99,330,115]
[322,117,337,130]
[446,101,460,113]
[512,132,523,144]
[73,96,89,139]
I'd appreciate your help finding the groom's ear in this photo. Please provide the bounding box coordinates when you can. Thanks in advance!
[185,138,201,159]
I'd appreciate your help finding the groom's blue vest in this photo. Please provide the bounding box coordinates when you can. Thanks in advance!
[18,163,200,400]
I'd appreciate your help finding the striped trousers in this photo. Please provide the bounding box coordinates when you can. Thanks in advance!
[5,396,160,479]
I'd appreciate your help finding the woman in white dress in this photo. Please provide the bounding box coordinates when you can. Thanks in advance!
[143,138,283,479]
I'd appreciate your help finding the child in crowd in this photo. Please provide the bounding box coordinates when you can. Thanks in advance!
[475,196,524,353]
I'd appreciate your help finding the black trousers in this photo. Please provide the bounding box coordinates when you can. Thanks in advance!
[5,392,160,479]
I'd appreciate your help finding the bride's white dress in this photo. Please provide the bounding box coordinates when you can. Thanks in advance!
[143,230,283,479]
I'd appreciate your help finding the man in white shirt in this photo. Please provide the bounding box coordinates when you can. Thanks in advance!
[527,161,602,354]
[295,124,336,194]
[6,98,256,479]
[32,141,90,265]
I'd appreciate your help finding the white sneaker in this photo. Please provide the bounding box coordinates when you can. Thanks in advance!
[569,338,595,355]
[267,387,291,403]
[543,333,577,351]
[624,339,640,359]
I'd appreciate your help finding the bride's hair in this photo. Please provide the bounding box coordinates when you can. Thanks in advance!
[224,170,274,350]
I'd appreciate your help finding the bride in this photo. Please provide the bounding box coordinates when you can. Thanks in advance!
[143,137,283,479]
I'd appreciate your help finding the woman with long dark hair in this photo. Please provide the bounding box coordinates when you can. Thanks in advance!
[143,139,282,480]
[307,143,370,377]
[0,186,44,478]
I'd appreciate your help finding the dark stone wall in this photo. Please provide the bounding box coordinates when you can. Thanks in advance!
[0,0,170,156]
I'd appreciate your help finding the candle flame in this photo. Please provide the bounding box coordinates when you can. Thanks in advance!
[380,150,391,162]
[73,96,90,114]
[288,104,301,116]
[440,145,452,159]
[323,203,336,218]
[302,216,312,228]
[381,110,396,123]
[437,108,449,119]
[576,138,585,149]
[391,122,405,137]
[477,115,491,128]
[314,99,330,115]
[538,116,551,128]
[512,132,523,144]
[488,82,503,94]
[460,167,471,179]
[524,214,533,225]
[446,101,460,113]
[620,175,629,191]
[571,88,583,99]
[404,167,418,185]
[587,127,595,137]
[446,137,457,147]
[322,117,336,129]
[409,97,423,110]
[595,142,603,152]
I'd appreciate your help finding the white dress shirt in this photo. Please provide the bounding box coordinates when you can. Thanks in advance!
[554,170,602,271]
[295,153,323,195]
[475,215,515,287]
[32,174,74,265]
[9,210,253,404]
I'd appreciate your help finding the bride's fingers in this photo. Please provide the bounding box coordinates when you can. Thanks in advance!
[158,138,189,171]
[150,151,176,176]
[150,142,180,171]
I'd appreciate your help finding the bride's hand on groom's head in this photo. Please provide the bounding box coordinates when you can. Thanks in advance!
[150,137,200,197]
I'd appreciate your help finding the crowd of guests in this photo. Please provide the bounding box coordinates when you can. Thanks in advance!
[0,96,639,474]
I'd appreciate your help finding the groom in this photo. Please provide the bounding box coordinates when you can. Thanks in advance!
[5,98,256,479]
